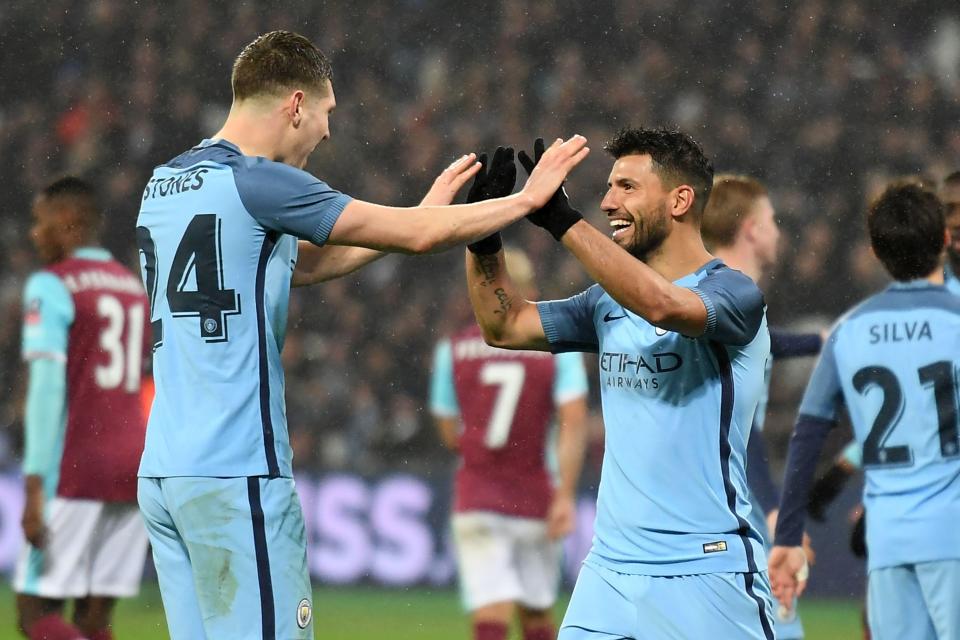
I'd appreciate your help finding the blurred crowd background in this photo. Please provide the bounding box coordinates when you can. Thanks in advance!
[0,0,958,486]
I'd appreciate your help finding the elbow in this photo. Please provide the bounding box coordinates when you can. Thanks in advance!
[406,228,445,255]
[480,327,512,350]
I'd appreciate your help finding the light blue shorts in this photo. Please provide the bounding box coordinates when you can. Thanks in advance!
[559,561,775,640]
[868,560,960,640]
[138,476,313,640]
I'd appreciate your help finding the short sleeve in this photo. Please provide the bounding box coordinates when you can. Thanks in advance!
[536,285,603,353]
[553,351,589,404]
[797,331,843,421]
[429,339,460,417]
[692,268,765,346]
[21,272,74,362]
[235,160,353,245]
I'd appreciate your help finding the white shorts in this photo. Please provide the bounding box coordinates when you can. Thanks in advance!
[13,498,149,599]
[452,511,562,612]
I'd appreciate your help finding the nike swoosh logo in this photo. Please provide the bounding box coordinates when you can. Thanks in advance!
[603,311,627,322]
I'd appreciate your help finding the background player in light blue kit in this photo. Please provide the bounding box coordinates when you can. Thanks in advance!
[464,129,774,639]
[771,184,960,640]
[135,31,590,640]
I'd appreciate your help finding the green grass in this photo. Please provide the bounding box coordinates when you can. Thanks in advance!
[0,583,863,639]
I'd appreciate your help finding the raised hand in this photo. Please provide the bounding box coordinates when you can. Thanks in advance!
[518,137,585,240]
[465,147,516,254]
[467,147,516,203]
[420,153,482,206]
[518,135,589,212]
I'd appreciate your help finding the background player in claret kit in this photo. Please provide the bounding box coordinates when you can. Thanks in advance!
[770,184,960,640]
[14,177,150,640]
[464,129,775,639]
[701,174,823,639]
[430,242,588,640]
[134,31,589,640]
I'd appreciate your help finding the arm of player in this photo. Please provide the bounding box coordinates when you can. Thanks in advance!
[428,339,462,450]
[770,333,843,607]
[19,272,73,549]
[327,136,589,254]
[548,395,588,539]
[464,249,550,350]
[560,220,709,336]
[292,155,484,286]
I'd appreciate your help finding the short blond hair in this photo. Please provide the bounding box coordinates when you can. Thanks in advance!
[701,174,767,250]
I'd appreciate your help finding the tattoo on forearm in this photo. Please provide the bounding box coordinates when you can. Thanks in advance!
[493,287,512,315]
[475,254,499,287]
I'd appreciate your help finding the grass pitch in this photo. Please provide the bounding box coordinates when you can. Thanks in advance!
[0,583,862,639]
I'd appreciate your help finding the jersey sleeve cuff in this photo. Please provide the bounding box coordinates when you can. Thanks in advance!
[311,194,353,245]
[537,302,561,346]
[691,287,717,336]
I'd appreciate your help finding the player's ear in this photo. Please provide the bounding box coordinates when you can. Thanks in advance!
[672,185,695,219]
[288,90,305,128]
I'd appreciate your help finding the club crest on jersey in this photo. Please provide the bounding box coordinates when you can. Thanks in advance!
[297,598,312,629]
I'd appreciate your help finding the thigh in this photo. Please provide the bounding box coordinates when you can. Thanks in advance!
[558,562,636,640]
[915,560,960,640]
[137,477,207,640]
[867,566,936,640]
[451,512,523,611]
[512,518,562,610]
[163,476,312,640]
[89,502,149,597]
[13,498,100,599]
[634,572,775,640]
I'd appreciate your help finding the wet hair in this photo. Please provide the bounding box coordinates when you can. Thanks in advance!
[867,184,945,281]
[604,127,715,219]
[232,30,333,101]
[40,176,101,227]
[701,174,768,250]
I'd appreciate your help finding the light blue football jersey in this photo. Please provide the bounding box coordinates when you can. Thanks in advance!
[945,262,960,297]
[136,139,351,478]
[798,281,960,570]
[537,259,770,576]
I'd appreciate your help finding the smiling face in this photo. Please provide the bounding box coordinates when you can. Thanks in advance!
[600,154,674,261]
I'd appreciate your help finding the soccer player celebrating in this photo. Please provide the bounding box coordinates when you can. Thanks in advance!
[702,174,822,640]
[465,129,774,639]
[15,178,150,640]
[135,31,588,640]
[431,240,588,640]
[770,184,960,640]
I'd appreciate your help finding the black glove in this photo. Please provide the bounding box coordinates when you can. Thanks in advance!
[517,137,583,241]
[466,147,516,254]
[806,463,853,522]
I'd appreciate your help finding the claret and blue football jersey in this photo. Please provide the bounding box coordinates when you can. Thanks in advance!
[136,139,352,478]
[537,259,770,576]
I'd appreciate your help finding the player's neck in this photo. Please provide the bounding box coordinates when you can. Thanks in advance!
[712,245,763,282]
[214,106,286,162]
[645,227,714,281]
[925,267,945,285]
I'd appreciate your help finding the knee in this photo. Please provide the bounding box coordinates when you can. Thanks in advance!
[518,607,553,630]
[73,598,115,634]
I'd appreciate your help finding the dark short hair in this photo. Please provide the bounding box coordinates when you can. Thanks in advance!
[867,184,944,281]
[604,127,715,219]
[944,170,960,187]
[232,30,333,101]
[40,176,100,224]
